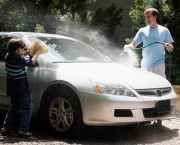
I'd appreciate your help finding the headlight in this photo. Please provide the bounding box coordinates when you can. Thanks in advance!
[90,79,136,97]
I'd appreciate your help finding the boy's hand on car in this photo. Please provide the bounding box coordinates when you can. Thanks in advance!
[35,45,41,54]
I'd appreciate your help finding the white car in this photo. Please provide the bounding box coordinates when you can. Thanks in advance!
[0,32,177,137]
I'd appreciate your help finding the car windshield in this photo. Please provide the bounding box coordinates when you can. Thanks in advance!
[25,34,112,63]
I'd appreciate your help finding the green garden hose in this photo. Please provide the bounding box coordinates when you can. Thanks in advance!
[132,41,172,81]
[132,41,165,50]
[162,112,180,120]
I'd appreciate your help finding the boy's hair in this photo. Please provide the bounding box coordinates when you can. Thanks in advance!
[144,8,159,20]
[7,38,25,53]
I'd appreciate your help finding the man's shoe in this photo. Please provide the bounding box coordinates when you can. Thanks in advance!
[18,130,32,137]
[153,120,162,126]
[1,128,10,136]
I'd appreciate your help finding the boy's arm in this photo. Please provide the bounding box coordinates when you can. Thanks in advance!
[31,50,40,65]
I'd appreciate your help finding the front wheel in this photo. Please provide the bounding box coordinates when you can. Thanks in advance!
[49,97,74,132]
[39,85,85,137]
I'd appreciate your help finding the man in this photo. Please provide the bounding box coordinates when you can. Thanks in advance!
[124,8,174,125]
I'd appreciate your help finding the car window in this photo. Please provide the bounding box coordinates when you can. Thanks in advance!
[21,34,112,63]
[0,36,12,62]
[46,38,111,62]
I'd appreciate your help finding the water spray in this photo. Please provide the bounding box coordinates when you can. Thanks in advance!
[123,41,172,81]
[119,47,138,67]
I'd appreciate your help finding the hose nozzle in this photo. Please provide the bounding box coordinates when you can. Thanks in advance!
[123,44,134,52]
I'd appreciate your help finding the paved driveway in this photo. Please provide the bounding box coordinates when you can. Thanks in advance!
[0,112,180,145]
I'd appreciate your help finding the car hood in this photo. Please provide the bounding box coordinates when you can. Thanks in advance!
[54,62,171,89]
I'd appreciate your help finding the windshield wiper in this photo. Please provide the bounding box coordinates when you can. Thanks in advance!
[53,61,70,63]
[53,60,111,63]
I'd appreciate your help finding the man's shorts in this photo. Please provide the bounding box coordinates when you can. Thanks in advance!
[141,63,166,78]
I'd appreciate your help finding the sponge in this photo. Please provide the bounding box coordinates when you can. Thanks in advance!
[29,40,48,56]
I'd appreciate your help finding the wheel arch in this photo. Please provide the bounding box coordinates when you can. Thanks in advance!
[40,82,82,111]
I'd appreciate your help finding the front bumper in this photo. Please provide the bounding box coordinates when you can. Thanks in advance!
[79,91,177,126]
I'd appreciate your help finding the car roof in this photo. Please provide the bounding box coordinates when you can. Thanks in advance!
[0,32,78,41]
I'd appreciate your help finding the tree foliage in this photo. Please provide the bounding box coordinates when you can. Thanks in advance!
[0,0,98,33]
[129,0,146,33]
[35,0,95,20]
[91,3,123,44]
[0,0,123,61]
[0,0,56,32]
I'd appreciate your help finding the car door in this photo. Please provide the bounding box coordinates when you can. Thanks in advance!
[0,36,12,108]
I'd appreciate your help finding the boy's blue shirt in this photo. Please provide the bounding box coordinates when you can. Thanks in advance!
[5,52,32,96]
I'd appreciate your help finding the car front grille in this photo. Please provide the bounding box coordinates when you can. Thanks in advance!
[143,107,172,118]
[135,87,172,97]
[143,100,172,118]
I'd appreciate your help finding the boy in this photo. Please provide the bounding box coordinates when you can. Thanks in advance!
[1,38,40,136]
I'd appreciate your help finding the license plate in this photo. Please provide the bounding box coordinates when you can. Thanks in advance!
[156,100,170,113]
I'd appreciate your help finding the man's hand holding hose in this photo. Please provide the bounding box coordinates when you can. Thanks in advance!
[123,42,138,52]
[165,43,174,52]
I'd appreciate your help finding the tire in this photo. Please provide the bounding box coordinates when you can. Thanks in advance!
[39,84,85,137]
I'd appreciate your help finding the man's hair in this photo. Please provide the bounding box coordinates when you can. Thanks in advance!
[7,38,25,53]
[144,8,159,20]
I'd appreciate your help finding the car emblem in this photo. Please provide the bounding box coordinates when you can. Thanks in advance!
[156,89,162,96]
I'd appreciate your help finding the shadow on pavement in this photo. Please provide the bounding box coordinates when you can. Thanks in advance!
[0,113,179,145]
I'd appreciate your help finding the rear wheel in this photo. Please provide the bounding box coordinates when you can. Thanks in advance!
[39,84,85,137]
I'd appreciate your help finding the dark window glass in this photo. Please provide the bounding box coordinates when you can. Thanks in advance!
[0,37,12,61]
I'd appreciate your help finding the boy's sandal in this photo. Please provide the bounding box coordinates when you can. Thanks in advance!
[1,128,10,136]
[18,130,32,136]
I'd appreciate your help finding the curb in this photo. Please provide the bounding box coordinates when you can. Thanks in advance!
[176,94,180,99]
[172,85,180,99]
